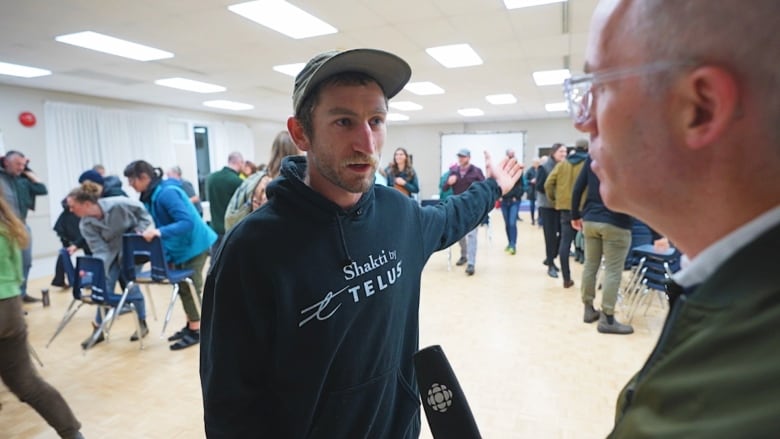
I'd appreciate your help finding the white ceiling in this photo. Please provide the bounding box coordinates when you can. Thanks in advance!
[0,0,598,125]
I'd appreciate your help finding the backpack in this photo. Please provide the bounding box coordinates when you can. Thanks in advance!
[224,171,268,231]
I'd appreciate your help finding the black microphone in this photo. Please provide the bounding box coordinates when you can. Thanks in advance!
[413,345,481,439]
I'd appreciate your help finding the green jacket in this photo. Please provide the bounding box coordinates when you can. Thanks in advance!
[206,167,243,235]
[544,151,587,212]
[0,167,48,222]
[610,221,780,438]
[0,231,22,300]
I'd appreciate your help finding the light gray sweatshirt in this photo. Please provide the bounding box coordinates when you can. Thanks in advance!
[79,196,153,276]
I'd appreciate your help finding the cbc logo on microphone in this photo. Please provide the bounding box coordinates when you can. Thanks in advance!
[426,383,453,413]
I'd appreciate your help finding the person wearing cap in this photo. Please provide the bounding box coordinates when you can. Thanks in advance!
[200,48,523,438]
[78,169,127,198]
[441,148,488,275]
[0,150,48,303]
[544,140,589,289]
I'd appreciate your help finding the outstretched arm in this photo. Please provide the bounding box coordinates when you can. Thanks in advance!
[484,151,523,196]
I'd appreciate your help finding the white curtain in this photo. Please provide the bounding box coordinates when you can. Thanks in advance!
[44,101,171,225]
[208,121,254,171]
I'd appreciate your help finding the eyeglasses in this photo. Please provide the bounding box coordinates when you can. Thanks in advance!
[563,60,693,124]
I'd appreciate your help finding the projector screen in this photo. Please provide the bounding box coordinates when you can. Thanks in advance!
[440,132,525,175]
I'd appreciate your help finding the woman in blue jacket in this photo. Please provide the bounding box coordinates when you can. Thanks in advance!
[123,160,216,350]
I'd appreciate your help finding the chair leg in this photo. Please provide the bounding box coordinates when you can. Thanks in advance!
[46,300,83,347]
[83,307,116,352]
[130,304,144,350]
[28,341,44,367]
[143,284,157,321]
[161,284,180,338]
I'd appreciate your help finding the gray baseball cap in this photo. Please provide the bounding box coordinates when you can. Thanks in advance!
[292,48,412,114]
[457,148,471,157]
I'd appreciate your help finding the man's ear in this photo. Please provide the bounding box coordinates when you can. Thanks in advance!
[287,117,311,152]
[680,66,739,149]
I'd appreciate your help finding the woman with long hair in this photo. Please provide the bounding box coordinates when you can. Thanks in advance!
[0,189,84,438]
[267,131,302,179]
[384,147,419,197]
[123,160,216,350]
[67,181,153,348]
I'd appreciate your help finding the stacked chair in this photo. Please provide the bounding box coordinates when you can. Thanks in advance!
[620,244,682,323]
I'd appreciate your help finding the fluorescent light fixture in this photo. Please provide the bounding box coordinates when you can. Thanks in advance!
[533,69,571,86]
[426,44,483,68]
[389,101,423,111]
[273,62,306,77]
[228,0,337,39]
[545,102,568,112]
[155,78,226,93]
[387,113,410,121]
[404,81,445,95]
[485,94,517,105]
[203,100,254,111]
[55,31,173,61]
[504,0,567,10]
[458,108,484,117]
[0,61,51,78]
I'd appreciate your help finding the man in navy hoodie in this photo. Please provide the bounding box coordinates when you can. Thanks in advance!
[200,48,523,438]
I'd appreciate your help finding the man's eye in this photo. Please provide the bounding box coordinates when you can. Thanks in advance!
[335,118,352,127]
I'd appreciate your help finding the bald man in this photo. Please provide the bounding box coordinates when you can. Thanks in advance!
[568,0,780,437]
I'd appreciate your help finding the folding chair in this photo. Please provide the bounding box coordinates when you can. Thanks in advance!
[121,234,198,339]
[46,256,144,351]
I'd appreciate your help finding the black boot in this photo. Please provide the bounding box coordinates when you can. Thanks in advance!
[130,319,149,342]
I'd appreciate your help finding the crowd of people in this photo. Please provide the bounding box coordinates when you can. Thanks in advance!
[4,1,779,436]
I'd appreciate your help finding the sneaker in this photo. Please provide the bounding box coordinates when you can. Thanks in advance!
[167,326,190,342]
[465,264,475,276]
[170,330,199,350]
[51,280,68,288]
[81,330,105,349]
[547,266,559,278]
[597,314,634,334]
[563,279,575,289]
[21,295,41,303]
[455,257,468,266]
[130,320,149,342]
[504,245,511,253]
[583,304,600,323]
[508,247,516,255]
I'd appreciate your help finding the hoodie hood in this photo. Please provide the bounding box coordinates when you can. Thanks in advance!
[566,150,589,165]
[267,155,375,264]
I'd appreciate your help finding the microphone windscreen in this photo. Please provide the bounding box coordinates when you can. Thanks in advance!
[413,345,481,439]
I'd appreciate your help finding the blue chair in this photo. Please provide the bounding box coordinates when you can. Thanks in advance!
[121,234,197,339]
[59,248,77,288]
[46,256,144,351]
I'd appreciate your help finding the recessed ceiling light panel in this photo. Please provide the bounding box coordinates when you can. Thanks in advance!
[533,69,571,86]
[228,0,337,39]
[0,61,51,78]
[426,44,483,68]
[203,100,254,111]
[504,0,567,10]
[389,101,423,111]
[486,94,517,105]
[404,81,445,96]
[155,78,226,94]
[458,108,484,117]
[55,31,173,61]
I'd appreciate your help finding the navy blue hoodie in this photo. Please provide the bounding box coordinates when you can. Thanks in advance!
[201,155,500,438]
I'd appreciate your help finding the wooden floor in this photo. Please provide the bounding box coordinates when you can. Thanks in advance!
[1,211,667,439]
